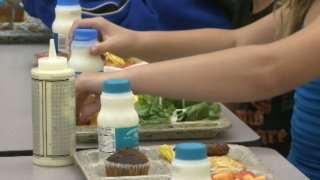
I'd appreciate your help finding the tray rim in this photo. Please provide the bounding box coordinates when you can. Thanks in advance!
[76,114,232,142]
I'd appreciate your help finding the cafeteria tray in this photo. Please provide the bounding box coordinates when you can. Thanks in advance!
[76,115,232,143]
[75,147,171,180]
[74,145,277,180]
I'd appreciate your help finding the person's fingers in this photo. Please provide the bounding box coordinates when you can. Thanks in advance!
[76,93,88,124]
[75,72,103,124]
[89,41,111,55]
[33,52,48,60]
[79,94,101,125]
[75,77,90,124]
[34,52,70,61]
[89,35,126,56]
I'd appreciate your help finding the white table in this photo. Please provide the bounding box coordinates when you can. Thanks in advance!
[0,147,308,180]
[0,156,85,180]
[0,44,260,153]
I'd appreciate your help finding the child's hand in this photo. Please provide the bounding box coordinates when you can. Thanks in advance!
[70,17,138,59]
[75,72,102,125]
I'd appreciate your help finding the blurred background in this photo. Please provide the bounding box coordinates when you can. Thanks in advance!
[0,0,50,43]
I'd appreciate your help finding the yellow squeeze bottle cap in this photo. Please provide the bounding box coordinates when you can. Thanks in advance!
[38,39,68,70]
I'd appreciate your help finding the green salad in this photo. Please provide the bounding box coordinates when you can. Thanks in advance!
[134,95,221,125]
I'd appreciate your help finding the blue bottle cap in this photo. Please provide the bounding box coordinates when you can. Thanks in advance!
[103,79,131,93]
[175,143,207,161]
[57,0,79,6]
[73,29,98,42]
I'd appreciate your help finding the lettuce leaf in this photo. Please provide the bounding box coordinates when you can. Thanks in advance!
[135,95,221,125]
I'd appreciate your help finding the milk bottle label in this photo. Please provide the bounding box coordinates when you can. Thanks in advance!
[98,125,139,155]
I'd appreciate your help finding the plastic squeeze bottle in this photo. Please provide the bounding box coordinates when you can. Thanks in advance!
[31,39,76,166]
[97,79,139,159]
[52,0,81,54]
[68,28,104,76]
[171,143,211,180]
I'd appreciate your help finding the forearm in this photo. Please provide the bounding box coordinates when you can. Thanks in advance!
[132,28,236,62]
[86,45,286,102]
[126,46,280,102]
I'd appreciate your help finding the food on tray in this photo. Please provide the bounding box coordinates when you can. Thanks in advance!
[207,143,230,156]
[209,156,246,169]
[211,169,266,180]
[103,52,143,68]
[158,144,175,162]
[135,95,175,125]
[104,148,150,177]
[212,169,235,180]
[135,95,221,125]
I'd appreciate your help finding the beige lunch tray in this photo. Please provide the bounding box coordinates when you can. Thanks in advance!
[76,115,232,143]
[75,145,277,180]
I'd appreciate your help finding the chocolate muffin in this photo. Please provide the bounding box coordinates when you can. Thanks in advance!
[105,148,150,177]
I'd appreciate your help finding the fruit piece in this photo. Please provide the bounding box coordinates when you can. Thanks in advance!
[235,169,256,180]
[134,95,139,103]
[212,172,233,180]
[212,169,235,180]
[243,174,256,180]
[158,144,174,162]
[255,176,266,180]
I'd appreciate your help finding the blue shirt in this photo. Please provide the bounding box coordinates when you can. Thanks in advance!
[22,0,232,31]
[288,77,320,179]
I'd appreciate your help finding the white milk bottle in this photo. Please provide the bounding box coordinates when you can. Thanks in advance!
[52,0,81,54]
[31,39,76,166]
[97,78,139,159]
[171,143,211,180]
[68,28,104,76]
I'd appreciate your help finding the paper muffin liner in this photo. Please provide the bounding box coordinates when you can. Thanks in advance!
[105,161,150,177]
